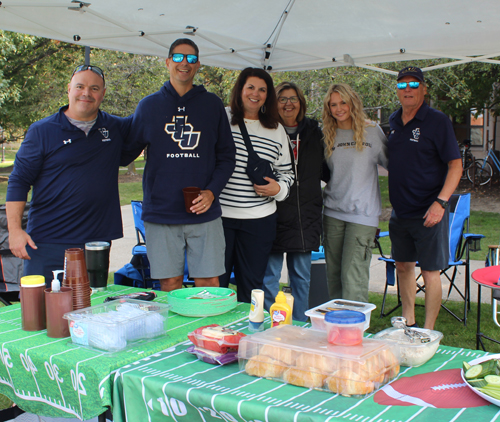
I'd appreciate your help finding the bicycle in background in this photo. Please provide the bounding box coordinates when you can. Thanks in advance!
[467,139,498,186]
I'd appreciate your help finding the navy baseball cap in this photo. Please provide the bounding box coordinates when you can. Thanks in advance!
[397,66,424,82]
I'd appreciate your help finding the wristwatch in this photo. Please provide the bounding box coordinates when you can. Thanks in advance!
[435,198,449,209]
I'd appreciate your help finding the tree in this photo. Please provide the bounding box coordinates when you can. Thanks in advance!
[0,30,83,140]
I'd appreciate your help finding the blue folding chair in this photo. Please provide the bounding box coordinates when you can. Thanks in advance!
[377,193,484,325]
[130,200,194,289]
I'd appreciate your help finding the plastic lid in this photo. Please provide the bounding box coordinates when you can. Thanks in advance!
[282,286,292,294]
[325,310,365,324]
[85,241,110,250]
[20,275,45,286]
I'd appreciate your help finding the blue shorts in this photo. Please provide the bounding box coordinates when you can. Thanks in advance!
[144,218,225,279]
[389,209,449,271]
[24,242,85,286]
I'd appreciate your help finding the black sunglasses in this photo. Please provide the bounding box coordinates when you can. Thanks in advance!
[71,65,105,84]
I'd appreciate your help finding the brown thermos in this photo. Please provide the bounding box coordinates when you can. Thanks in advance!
[20,275,46,331]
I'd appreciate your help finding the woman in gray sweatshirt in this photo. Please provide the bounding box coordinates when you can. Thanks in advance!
[322,83,388,303]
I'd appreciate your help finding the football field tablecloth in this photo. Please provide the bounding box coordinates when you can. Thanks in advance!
[113,333,500,422]
[0,285,250,420]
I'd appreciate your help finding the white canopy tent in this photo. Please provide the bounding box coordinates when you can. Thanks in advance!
[1,0,500,74]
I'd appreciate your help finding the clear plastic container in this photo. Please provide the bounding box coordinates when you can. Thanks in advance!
[325,310,365,346]
[373,327,443,367]
[63,299,171,352]
[238,325,400,397]
[305,299,376,332]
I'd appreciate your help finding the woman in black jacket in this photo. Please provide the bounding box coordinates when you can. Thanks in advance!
[262,81,325,321]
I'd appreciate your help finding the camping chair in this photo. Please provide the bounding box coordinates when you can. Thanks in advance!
[0,203,29,306]
[377,193,484,325]
[130,200,194,289]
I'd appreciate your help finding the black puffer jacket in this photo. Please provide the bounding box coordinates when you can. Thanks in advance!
[272,117,325,253]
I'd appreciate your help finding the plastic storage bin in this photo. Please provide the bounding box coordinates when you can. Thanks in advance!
[238,325,400,397]
[63,299,171,352]
[305,299,376,332]
[373,327,443,367]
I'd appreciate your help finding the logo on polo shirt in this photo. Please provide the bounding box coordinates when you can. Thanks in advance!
[165,116,200,150]
[63,139,72,145]
[99,127,111,142]
[410,128,420,143]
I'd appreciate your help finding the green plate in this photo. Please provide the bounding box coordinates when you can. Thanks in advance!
[167,287,237,317]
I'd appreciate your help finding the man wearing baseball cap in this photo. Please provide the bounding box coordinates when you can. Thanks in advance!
[387,66,462,329]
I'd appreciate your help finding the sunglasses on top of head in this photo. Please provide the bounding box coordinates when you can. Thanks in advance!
[397,81,420,90]
[170,53,199,64]
[71,65,105,83]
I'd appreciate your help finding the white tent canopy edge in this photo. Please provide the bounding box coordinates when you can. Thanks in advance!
[1,0,500,74]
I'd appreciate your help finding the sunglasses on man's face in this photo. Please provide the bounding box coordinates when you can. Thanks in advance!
[397,81,420,90]
[170,53,199,64]
[71,65,105,83]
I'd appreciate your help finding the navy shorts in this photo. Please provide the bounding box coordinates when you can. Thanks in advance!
[24,242,85,286]
[389,209,449,271]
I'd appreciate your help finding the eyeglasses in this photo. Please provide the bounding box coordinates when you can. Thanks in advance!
[170,53,199,64]
[397,81,420,90]
[278,96,299,104]
[71,65,105,83]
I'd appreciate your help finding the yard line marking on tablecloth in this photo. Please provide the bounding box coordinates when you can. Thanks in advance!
[288,391,338,422]
[0,331,78,410]
[434,348,464,371]
[157,362,240,422]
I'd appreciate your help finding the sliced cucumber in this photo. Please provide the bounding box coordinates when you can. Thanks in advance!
[463,361,472,373]
[466,364,485,379]
[485,375,500,386]
[468,378,488,388]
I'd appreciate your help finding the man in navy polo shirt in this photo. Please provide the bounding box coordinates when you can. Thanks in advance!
[388,66,462,329]
[6,65,132,285]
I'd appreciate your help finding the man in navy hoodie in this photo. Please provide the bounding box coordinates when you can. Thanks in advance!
[128,38,236,292]
[6,65,132,284]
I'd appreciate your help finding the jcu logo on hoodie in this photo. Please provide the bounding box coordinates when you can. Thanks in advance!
[165,115,200,150]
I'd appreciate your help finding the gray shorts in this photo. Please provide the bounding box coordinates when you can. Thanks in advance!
[389,209,450,271]
[144,218,226,279]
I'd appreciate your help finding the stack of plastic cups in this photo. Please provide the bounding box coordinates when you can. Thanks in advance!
[62,248,91,310]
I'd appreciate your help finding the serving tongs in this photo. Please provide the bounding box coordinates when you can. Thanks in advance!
[391,316,431,343]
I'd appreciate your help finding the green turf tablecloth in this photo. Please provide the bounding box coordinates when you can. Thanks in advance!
[112,329,500,422]
[0,285,250,420]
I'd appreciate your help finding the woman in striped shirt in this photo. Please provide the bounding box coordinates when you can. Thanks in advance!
[219,68,294,303]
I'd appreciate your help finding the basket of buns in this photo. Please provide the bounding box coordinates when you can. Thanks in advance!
[238,325,400,397]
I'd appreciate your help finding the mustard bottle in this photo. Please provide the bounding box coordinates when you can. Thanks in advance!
[270,291,292,327]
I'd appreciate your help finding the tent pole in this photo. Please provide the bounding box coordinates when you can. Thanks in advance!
[85,46,90,65]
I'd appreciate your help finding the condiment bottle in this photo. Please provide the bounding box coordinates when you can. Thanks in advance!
[282,286,294,316]
[248,289,265,332]
[20,275,46,331]
[270,291,292,327]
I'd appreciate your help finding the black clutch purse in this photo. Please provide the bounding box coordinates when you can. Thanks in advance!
[238,121,277,186]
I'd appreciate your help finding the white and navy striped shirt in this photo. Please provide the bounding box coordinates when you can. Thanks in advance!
[220,109,294,219]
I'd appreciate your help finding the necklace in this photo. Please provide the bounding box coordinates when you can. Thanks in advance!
[244,118,259,124]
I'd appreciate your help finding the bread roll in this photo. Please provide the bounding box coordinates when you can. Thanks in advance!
[283,367,326,389]
[260,344,296,366]
[245,355,285,378]
[326,369,374,396]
